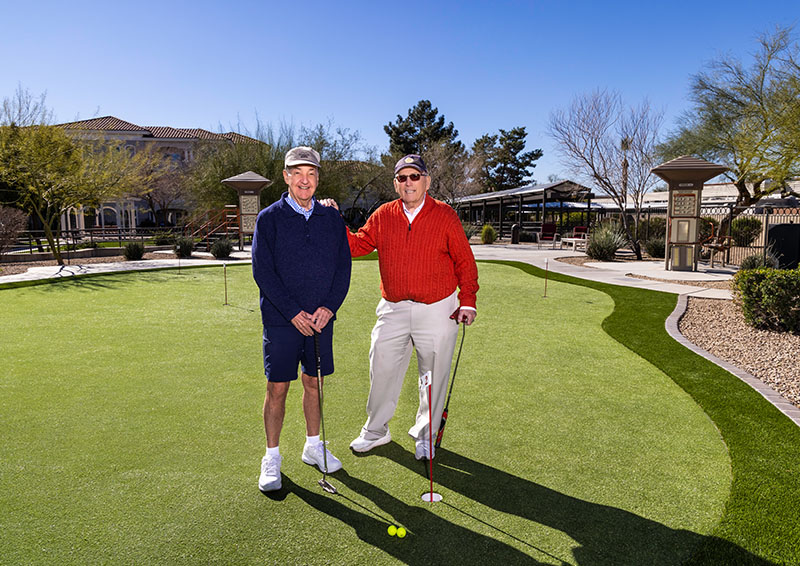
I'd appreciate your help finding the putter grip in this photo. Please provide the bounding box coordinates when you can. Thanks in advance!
[435,410,448,448]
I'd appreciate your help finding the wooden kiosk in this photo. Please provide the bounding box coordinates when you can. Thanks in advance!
[651,156,727,271]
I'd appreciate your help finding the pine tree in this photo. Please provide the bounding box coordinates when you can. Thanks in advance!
[384,100,463,156]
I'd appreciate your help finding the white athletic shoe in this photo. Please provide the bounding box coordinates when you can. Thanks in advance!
[415,439,435,461]
[302,441,342,473]
[258,455,282,492]
[349,430,392,453]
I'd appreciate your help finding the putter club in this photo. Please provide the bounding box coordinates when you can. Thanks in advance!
[435,322,466,449]
[314,331,337,495]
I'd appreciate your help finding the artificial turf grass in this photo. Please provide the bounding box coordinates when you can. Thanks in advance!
[1,262,733,565]
[490,260,800,565]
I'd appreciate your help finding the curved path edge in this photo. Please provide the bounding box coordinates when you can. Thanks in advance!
[666,294,800,428]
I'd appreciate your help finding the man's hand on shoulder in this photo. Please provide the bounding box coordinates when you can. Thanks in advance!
[318,198,339,211]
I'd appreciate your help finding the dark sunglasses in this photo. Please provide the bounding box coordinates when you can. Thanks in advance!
[395,173,425,182]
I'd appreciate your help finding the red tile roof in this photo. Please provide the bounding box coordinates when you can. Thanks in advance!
[144,126,197,139]
[59,116,148,132]
[56,116,264,144]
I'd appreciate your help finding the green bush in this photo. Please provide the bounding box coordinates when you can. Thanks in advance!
[481,224,496,244]
[123,242,145,261]
[210,238,234,259]
[586,221,625,261]
[644,238,665,259]
[174,237,194,258]
[740,252,779,270]
[734,268,800,332]
[153,231,176,245]
[637,216,666,240]
[732,216,762,246]
[462,221,478,240]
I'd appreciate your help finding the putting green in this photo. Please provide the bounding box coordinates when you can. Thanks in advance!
[0,261,730,565]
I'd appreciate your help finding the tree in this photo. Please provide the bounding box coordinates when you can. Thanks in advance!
[129,146,193,226]
[0,123,148,264]
[384,100,463,156]
[548,89,663,259]
[658,26,800,210]
[422,141,482,206]
[0,205,27,257]
[471,127,542,191]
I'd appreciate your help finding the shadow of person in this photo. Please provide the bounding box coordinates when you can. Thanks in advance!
[375,446,776,565]
[280,471,560,565]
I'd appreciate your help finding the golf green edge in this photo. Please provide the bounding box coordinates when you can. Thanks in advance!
[487,259,800,566]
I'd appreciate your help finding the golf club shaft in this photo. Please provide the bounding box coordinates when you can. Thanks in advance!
[314,332,328,480]
[435,323,465,448]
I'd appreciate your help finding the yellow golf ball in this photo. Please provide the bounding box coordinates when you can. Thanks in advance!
[396,527,406,538]
[387,525,397,536]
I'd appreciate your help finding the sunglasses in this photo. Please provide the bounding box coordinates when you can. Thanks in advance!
[395,173,425,182]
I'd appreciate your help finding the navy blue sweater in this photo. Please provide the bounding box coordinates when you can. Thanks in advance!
[251,193,351,327]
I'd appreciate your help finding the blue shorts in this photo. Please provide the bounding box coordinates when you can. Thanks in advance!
[262,324,335,382]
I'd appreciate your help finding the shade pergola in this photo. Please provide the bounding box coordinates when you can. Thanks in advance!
[455,180,595,238]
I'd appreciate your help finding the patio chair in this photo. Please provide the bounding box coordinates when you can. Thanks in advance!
[537,223,561,249]
[562,226,589,251]
[701,222,733,268]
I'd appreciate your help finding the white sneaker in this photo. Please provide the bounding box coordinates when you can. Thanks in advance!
[349,430,391,453]
[259,455,282,492]
[302,441,342,473]
[415,439,434,461]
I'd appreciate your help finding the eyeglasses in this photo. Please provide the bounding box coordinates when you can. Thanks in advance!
[395,173,425,182]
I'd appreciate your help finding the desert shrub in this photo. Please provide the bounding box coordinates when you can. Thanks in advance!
[740,251,779,270]
[645,238,665,259]
[153,230,176,245]
[734,268,800,332]
[210,238,234,259]
[174,237,194,258]
[123,242,145,261]
[481,224,497,244]
[586,221,625,261]
[462,222,478,240]
[732,216,762,246]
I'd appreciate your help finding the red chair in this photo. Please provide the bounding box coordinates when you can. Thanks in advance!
[537,223,561,249]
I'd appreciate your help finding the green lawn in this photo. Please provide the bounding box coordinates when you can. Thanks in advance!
[1,260,796,565]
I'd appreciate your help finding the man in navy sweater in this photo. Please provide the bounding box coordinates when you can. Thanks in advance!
[251,146,351,492]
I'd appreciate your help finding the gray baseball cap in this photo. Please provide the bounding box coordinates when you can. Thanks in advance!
[285,146,321,169]
[394,154,427,175]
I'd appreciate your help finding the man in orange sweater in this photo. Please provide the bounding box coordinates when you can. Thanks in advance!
[327,154,478,461]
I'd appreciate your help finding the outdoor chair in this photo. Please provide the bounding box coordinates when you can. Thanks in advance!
[701,222,733,268]
[562,226,589,251]
[537,223,561,249]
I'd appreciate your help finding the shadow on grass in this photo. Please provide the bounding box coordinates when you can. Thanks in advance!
[365,443,775,566]
[277,470,554,565]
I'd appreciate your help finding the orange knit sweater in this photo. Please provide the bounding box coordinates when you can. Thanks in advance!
[347,197,479,308]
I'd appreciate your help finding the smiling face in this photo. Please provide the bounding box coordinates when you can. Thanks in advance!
[283,165,319,210]
[393,167,430,211]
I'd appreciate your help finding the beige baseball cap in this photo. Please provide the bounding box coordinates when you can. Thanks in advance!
[285,146,321,169]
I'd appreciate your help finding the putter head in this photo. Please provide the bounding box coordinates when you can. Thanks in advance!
[319,478,338,494]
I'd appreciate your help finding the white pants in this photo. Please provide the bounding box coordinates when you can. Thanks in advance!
[360,291,460,443]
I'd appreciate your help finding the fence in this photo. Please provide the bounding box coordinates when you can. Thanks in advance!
[6,227,183,257]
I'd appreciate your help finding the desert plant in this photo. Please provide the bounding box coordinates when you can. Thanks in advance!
[462,221,478,240]
[174,237,194,258]
[740,251,779,270]
[481,223,497,244]
[644,237,665,259]
[210,238,234,259]
[586,221,625,261]
[732,216,762,246]
[123,241,145,261]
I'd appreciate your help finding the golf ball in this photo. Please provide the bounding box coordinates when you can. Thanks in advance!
[387,525,397,536]
[396,527,406,538]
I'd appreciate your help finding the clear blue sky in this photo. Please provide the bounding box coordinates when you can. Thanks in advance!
[2,0,798,182]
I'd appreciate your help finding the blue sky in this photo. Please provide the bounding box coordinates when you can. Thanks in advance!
[2,0,798,182]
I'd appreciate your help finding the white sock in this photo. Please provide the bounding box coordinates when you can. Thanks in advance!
[305,435,320,447]
[266,446,280,458]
